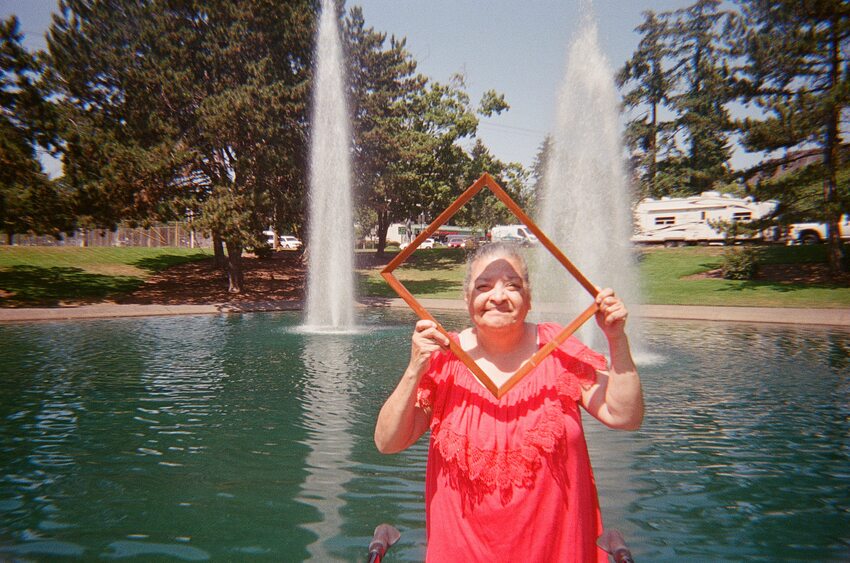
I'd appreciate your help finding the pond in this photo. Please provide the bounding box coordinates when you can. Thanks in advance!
[0,310,848,561]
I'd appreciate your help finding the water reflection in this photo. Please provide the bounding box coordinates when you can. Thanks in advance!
[601,320,850,561]
[0,313,847,561]
[298,333,357,561]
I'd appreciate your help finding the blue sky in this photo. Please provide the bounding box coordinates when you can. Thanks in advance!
[1,0,760,175]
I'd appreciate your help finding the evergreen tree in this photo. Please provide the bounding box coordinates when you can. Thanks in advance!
[344,7,512,255]
[452,139,531,232]
[345,6,424,254]
[0,16,68,243]
[47,0,315,291]
[397,74,510,240]
[665,0,736,194]
[736,0,849,273]
[617,10,678,199]
[530,135,551,212]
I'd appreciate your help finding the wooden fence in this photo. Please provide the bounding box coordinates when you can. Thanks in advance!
[4,222,211,248]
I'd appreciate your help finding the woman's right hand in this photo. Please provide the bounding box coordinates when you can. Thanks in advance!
[408,320,450,377]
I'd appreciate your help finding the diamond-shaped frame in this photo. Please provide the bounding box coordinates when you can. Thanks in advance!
[381,173,600,399]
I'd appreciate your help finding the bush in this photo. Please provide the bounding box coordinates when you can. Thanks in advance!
[721,246,760,280]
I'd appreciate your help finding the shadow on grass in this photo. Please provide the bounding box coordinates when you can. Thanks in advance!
[132,252,213,274]
[402,248,469,271]
[0,265,142,307]
[714,279,850,294]
[357,273,461,298]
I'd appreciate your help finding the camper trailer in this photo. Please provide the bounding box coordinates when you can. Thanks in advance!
[631,192,778,246]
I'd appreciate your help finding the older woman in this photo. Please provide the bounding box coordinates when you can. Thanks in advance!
[375,242,643,562]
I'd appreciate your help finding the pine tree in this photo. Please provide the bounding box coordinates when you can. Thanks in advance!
[736,0,849,273]
[617,10,678,199]
[0,16,68,243]
[345,5,512,254]
[47,0,315,291]
[345,6,425,254]
[665,0,736,194]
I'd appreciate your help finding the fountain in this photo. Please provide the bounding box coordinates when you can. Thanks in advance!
[304,0,355,330]
[534,9,641,350]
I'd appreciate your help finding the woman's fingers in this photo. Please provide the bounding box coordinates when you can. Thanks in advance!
[595,288,628,327]
[413,320,449,348]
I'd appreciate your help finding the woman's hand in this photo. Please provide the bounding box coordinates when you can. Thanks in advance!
[408,320,450,377]
[584,288,643,431]
[375,320,447,454]
[595,288,628,339]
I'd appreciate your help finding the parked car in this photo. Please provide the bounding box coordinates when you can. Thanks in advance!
[400,238,435,250]
[279,235,303,250]
[498,234,532,247]
[490,225,538,245]
[446,235,470,248]
[264,231,302,250]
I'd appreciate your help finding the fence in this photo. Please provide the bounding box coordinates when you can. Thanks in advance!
[4,222,211,249]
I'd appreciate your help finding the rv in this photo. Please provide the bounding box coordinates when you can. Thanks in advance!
[631,192,778,246]
[490,225,539,245]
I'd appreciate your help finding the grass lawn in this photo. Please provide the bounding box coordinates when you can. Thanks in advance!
[357,248,468,299]
[359,244,850,309]
[2,244,848,309]
[0,246,213,306]
[638,245,850,308]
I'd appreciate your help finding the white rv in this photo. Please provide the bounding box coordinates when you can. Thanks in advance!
[490,225,539,244]
[631,192,778,246]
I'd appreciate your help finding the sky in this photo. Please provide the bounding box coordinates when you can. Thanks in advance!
[1,0,761,176]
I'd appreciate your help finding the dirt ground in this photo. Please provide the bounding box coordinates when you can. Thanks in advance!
[118,251,308,305]
[118,250,396,305]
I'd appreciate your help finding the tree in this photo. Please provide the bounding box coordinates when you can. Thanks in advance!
[453,139,532,232]
[617,10,678,199]
[736,0,850,273]
[47,0,315,291]
[665,0,736,194]
[0,16,68,243]
[345,5,512,254]
[391,75,510,243]
[345,6,424,254]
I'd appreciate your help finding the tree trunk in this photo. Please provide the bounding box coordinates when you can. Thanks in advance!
[225,239,244,293]
[213,233,226,269]
[376,209,390,256]
[649,98,658,198]
[824,16,846,274]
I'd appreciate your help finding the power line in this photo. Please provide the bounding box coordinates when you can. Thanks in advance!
[478,119,547,137]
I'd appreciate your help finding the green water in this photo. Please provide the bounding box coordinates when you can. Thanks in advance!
[0,310,848,561]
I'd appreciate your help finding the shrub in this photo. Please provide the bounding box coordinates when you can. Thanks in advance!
[721,246,760,280]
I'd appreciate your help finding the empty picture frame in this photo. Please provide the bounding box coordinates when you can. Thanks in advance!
[381,173,600,399]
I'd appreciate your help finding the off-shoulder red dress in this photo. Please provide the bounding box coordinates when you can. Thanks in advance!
[415,322,609,563]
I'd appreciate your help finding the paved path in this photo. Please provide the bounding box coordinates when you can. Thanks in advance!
[1,298,848,327]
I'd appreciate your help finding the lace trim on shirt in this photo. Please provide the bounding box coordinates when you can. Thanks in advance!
[431,399,568,498]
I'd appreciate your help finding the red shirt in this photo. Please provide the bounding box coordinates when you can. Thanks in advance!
[416,322,609,563]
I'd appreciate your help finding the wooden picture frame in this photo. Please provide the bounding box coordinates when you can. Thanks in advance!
[381,173,599,399]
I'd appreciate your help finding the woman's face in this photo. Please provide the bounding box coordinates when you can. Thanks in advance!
[465,253,531,331]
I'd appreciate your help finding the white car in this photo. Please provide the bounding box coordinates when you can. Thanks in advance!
[279,235,303,250]
[400,238,435,250]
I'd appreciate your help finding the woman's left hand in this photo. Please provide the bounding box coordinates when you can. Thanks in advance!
[595,288,628,339]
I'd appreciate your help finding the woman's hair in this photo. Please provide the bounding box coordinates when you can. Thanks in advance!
[463,242,531,295]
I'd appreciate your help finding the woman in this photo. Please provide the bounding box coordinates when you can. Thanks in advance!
[375,242,643,562]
